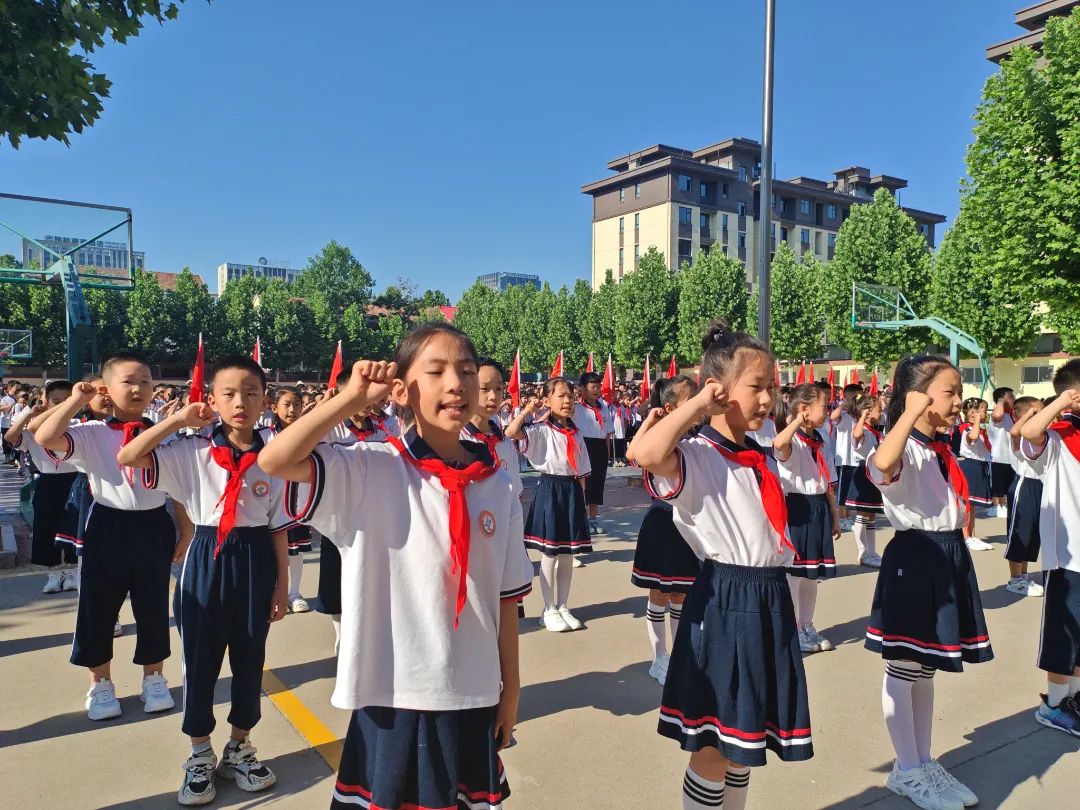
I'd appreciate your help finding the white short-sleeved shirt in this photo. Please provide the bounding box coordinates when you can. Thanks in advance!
[285,428,532,711]
[519,419,592,478]
[144,425,292,531]
[0,395,15,428]
[988,413,1015,464]
[612,407,627,440]
[957,424,992,462]
[326,419,389,445]
[574,402,611,440]
[1022,415,1080,573]
[866,428,966,532]
[462,420,522,497]
[777,429,834,496]
[645,425,794,568]
[833,412,855,467]
[749,416,777,448]
[55,419,168,511]
[849,426,882,464]
[13,428,78,474]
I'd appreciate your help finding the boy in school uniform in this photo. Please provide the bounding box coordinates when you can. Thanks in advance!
[117,354,290,805]
[34,352,177,721]
[575,371,613,536]
[988,387,1017,518]
[1020,359,1080,735]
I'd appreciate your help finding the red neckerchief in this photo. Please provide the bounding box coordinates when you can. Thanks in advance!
[463,420,503,464]
[208,440,260,559]
[581,399,604,429]
[866,425,883,442]
[926,435,971,516]
[385,434,498,628]
[545,419,579,474]
[345,419,374,441]
[1049,414,1080,464]
[958,422,991,454]
[796,429,833,492]
[699,428,794,556]
[107,417,152,484]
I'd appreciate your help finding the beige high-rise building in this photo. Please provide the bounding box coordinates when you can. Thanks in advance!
[580,138,945,290]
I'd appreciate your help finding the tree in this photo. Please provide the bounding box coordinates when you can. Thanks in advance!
[548,286,581,374]
[294,241,374,351]
[416,289,451,309]
[769,244,824,363]
[820,188,933,370]
[212,273,265,357]
[84,287,130,360]
[453,282,499,358]
[676,248,749,363]
[487,283,531,367]
[371,314,407,359]
[167,268,214,359]
[124,269,172,363]
[1,1,190,147]
[373,285,412,315]
[582,270,617,364]
[523,283,557,373]
[614,247,677,369]
[258,280,320,371]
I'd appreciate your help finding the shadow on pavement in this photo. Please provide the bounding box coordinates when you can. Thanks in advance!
[519,659,659,723]
[518,594,646,636]
[0,628,73,658]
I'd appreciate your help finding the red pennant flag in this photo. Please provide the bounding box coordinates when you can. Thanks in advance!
[601,353,614,403]
[327,340,344,390]
[842,368,849,387]
[851,367,860,385]
[668,355,677,379]
[586,352,594,374]
[796,361,806,385]
[869,369,880,397]
[809,361,816,384]
[775,362,782,387]
[508,350,521,410]
[252,336,262,367]
[550,350,563,379]
[640,356,651,403]
[827,365,835,402]
[189,333,205,404]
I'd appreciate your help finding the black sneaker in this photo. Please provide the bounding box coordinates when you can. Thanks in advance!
[178,751,218,806]
[219,740,276,793]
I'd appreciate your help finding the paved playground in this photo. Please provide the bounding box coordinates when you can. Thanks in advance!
[1,463,1078,809]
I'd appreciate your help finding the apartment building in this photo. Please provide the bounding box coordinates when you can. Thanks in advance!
[986,0,1080,63]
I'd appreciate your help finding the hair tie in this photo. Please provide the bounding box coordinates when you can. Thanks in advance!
[712,330,727,342]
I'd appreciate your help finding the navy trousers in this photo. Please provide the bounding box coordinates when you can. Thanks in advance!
[175,525,278,737]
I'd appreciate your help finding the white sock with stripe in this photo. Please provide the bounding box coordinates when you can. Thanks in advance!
[538,555,557,611]
[646,601,667,661]
[682,767,724,808]
[288,554,303,600]
[883,661,922,770]
[854,514,877,557]
[912,665,936,764]
[669,601,683,641]
[724,767,750,810]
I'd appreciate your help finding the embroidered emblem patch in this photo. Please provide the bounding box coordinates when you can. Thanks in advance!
[479,510,496,536]
[499,459,507,470]
[252,480,270,497]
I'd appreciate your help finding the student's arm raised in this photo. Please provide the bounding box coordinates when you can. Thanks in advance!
[1020,389,1080,449]
[873,391,931,477]
[625,407,664,466]
[3,403,45,446]
[116,402,215,468]
[503,398,540,440]
[633,383,726,477]
[34,382,97,452]
[771,410,806,462]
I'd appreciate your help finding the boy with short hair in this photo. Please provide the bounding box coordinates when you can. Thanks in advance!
[34,352,176,721]
[1004,396,1045,597]
[989,386,1017,518]
[117,354,290,805]
[1020,359,1080,735]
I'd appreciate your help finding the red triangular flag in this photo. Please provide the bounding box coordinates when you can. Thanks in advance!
[601,354,614,403]
[668,355,677,379]
[775,362,782,387]
[252,336,262,367]
[842,369,849,387]
[586,352,594,374]
[327,340,344,390]
[809,361,816,385]
[508,350,521,410]
[550,350,563,379]
[851,367,860,385]
[640,356,651,402]
[796,361,806,385]
[827,365,835,402]
[189,333,205,404]
[869,369,880,397]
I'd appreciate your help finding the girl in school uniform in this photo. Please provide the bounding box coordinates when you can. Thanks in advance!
[633,320,812,810]
[1003,397,1045,597]
[270,387,314,612]
[259,324,531,810]
[505,377,592,632]
[865,355,991,810]
[462,359,522,497]
[845,392,885,568]
[832,386,861,528]
[956,398,994,551]
[627,375,702,686]
[773,383,841,655]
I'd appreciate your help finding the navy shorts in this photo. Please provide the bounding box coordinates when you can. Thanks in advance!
[991,462,1016,500]
[631,500,700,593]
[1005,477,1042,563]
[1038,569,1080,676]
[785,493,836,580]
[582,437,608,505]
[30,472,77,567]
[54,473,92,556]
[317,535,342,615]
[524,474,592,556]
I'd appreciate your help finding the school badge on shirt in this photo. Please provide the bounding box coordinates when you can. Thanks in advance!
[478,510,496,536]
[251,480,270,498]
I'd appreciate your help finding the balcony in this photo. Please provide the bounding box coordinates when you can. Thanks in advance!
[678,223,693,239]
[701,227,713,243]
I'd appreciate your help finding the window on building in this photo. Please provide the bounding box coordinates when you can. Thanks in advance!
[827,233,836,248]
[770,223,776,237]
[700,182,710,199]
[737,201,747,216]
[770,193,777,209]
[635,183,641,199]
[619,247,624,273]
[918,223,929,236]
[800,199,811,215]
[634,212,640,232]
[634,244,640,261]
[619,188,625,203]
[721,182,729,198]
[721,213,729,231]
[960,367,985,385]
[827,204,837,220]
[678,239,693,260]
[800,228,810,244]
[1022,365,1054,384]
[780,226,789,241]
[700,213,710,230]
[738,231,747,249]
[619,217,624,233]
[678,175,692,193]
[679,207,693,226]
[738,165,748,183]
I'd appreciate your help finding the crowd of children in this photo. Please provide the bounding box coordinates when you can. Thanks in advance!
[6,318,1080,810]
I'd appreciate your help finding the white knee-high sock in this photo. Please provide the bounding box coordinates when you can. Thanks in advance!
[646,601,667,660]
[797,579,818,628]
[539,555,557,610]
[786,574,802,620]
[724,767,750,810]
[853,515,867,556]
[883,661,922,770]
[854,514,877,556]
[682,767,724,809]
[669,601,683,641]
[912,665,936,765]
[76,557,83,590]
[288,554,304,599]
[330,614,341,653]
[555,554,574,608]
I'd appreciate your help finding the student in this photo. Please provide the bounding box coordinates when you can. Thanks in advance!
[845,392,885,568]
[3,380,79,593]
[866,355,989,810]
[988,387,1016,518]
[1003,397,1045,597]
[117,355,290,805]
[258,324,530,810]
[833,383,864,529]
[0,380,18,463]
[1020,359,1080,736]
[633,320,811,810]
[506,378,592,632]
[956,398,994,551]
[575,371,612,535]
[34,352,176,721]
[627,375,701,686]
[463,359,522,498]
[773,383,841,654]
[267,388,313,613]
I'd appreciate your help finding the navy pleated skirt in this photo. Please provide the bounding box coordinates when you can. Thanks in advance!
[658,561,813,767]
[524,473,592,556]
[785,493,836,580]
[54,472,92,557]
[958,458,992,505]
[331,705,510,810]
[287,524,313,556]
[1005,477,1042,563]
[865,528,993,672]
[844,462,883,514]
[631,500,701,593]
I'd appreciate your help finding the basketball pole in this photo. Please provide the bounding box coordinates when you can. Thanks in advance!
[757,0,776,343]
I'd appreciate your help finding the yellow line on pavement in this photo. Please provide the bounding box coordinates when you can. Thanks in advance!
[262,668,342,771]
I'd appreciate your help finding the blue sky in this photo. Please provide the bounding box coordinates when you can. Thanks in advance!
[0,0,1021,300]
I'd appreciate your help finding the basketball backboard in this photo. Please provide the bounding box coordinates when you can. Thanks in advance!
[0,328,32,360]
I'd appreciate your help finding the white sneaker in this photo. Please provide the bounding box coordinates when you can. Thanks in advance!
[839,518,854,532]
[61,569,78,591]
[289,596,311,613]
[541,609,570,632]
[141,672,175,713]
[1025,578,1045,596]
[178,750,218,805]
[113,620,123,638]
[798,628,821,654]
[885,761,964,810]
[86,679,122,721]
[218,739,276,793]
[42,571,63,594]
[572,556,585,568]
[558,606,584,630]
[924,760,978,808]
[860,552,883,568]
[965,537,993,551]
[806,624,834,651]
[995,504,1008,519]
[648,654,669,685]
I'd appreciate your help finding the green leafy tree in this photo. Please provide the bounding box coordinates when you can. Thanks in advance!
[258,280,320,371]
[453,282,499,358]
[124,269,172,363]
[294,241,374,352]
[84,287,130,360]
[523,283,556,373]
[769,244,824,362]
[820,189,933,370]
[488,283,532,367]
[167,268,214,359]
[614,247,677,369]
[1,1,191,147]
[212,273,265,356]
[371,314,408,359]
[416,289,451,309]
[547,286,581,375]
[582,270,617,365]
[676,249,749,363]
